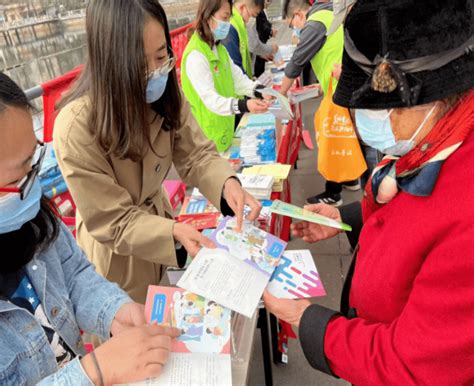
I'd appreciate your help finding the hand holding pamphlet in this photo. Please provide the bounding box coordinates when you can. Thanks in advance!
[269,200,352,231]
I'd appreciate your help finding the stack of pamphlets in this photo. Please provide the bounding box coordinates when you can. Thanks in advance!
[237,173,274,200]
[177,194,221,230]
[240,126,277,166]
[288,84,321,104]
[242,163,291,193]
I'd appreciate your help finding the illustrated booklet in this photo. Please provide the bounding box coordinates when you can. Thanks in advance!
[178,217,287,317]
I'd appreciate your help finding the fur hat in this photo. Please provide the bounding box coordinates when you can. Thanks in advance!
[333,0,474,109]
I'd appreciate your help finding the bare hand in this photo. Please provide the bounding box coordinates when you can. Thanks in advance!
[271,43,278,54]
[247,98,270,113]
[223,177,262,231]
[263,291,311,328]
[291,204,343,243]
[173,222,216,257]
[111,303,146,336]
[262,53,274,61]
[81,324,181,385]
[272,28,278,37]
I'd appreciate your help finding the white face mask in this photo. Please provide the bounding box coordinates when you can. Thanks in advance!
[356,103,438,156]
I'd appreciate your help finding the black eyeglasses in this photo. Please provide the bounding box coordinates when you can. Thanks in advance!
[289,14,296,29]
[0,141,46,200]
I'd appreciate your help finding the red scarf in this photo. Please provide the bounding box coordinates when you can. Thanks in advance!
[363,90,474,220]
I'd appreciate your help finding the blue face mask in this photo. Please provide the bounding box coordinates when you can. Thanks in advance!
[355,104,437,156]
[146,72,168,104]
[293,27,301,38]
[0,178,42,235]
[212,18,231,41]
[355,109,395,153]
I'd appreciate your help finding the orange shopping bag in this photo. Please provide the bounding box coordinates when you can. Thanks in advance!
[314,80,367,183]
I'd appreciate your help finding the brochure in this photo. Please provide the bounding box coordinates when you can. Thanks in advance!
[267,250,326,299]
[261,87,294,119]
[269,200,352,231]
[211,217,286,277]
[129,286,232,386]
[178,217,287,317]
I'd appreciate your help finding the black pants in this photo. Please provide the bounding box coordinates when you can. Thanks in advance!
[254,56,267,78]
[325,180,343,194]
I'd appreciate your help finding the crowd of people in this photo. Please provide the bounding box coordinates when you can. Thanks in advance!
[0,0,472,385]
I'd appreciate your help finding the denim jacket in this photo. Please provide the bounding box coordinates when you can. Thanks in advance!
[0,224,132,385]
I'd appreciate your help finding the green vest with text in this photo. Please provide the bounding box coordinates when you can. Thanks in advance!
[181,33,237,152]
[308,10,344,96]
[230,7,253,78]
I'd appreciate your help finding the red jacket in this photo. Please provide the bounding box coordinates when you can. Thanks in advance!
[323,129,474,384]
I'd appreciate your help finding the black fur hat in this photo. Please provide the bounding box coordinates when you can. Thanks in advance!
[333,0,474,109]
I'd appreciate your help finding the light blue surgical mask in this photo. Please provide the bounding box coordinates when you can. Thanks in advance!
[292,27,301,39]
[212,18,231,41]
[0,178,42,235]
[355,109,395,152]
[356,104,437,156]
[146,72,169,104]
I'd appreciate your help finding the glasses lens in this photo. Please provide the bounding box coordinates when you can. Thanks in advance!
[21,173,36,200]
[20,143,45,200]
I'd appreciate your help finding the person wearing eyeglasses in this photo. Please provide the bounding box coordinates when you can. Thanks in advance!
[0,71,180,386]
[53,0,262,304]
[222,0,264,78]
[181,0,271,152]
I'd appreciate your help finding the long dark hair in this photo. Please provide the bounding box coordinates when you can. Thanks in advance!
[0,72,60,274]
[195,0,233,47]
[59,0,182,162]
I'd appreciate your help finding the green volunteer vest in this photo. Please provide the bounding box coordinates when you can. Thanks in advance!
[308,10,344,96]
[181,33,236,152]
[230,7,253,78]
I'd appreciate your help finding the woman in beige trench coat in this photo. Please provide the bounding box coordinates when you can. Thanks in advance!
[53,0,261,302]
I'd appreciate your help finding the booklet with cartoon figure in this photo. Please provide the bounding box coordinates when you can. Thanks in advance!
[132,286,232,386]
[269,200,352,231]
[178,217,287,317]
[267,250,326,299]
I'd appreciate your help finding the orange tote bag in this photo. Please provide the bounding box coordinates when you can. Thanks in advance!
[314,80,367,182]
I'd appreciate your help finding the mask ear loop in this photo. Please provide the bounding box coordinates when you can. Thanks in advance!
[408,103,438,142]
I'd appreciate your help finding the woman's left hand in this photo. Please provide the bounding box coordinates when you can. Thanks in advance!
[263,291,311,328]
[223,177,262,231]
[111,302,147,336]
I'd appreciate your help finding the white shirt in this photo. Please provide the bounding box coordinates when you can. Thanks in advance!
[185,45,257,116]
[247,17,274,57]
